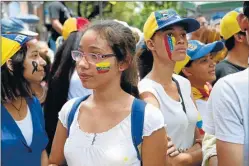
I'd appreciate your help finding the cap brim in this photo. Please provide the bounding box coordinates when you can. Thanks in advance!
[192,41,224,60]
[157,18,200,33]
[18,30,38,37]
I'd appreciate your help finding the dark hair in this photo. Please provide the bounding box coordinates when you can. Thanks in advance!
[136,48,153,79]
[179,60,194,78]
[243,1,249,18]
[1,45,33,103]
[83,20,139,98]
[224,31,246,51]
[43,31,83,153]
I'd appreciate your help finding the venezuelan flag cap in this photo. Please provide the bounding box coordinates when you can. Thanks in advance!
[143,9,200,41]
[1,34,32,66]
[62,17,90,40]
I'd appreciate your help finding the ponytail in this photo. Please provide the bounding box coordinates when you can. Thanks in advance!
[136,48,153,79]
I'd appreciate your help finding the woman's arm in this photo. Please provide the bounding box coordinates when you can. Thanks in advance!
[41,150,49,166]
[142,127,167,166]
[49,121,68,165]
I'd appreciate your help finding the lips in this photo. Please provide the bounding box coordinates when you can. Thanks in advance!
[175,48,187,53]
[79,73,92,80]
[209,69,215,75]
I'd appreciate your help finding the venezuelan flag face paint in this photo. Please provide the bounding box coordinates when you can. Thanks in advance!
[95,62,111,74]
[163,35,176,60]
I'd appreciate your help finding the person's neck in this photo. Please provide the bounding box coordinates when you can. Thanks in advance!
[149,57,175,86]
[188,78,206,90]
[226,45,249,68]
[92,77,128,106]
[30,82,43,96]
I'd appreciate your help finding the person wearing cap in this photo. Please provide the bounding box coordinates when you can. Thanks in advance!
[137,9,203,165]
[1,17,39,37]
[179,40,224,132]
[1,34,48,166]
[55,17,90,50]
[178,40,224,166]
[213,8,249,85]
[204,2,249,166]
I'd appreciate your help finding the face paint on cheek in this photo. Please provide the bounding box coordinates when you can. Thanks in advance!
[95,62,111,74]
[32,61,38,74]
[164,35,176,60]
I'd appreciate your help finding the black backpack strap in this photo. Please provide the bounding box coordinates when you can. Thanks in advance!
[172,77,186,113]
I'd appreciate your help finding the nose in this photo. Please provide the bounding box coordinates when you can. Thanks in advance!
[78,56,90,69]
[175,36,185,45]
[39,56,47,67]
[209,59,216,67]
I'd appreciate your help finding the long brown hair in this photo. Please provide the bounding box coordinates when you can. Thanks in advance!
[83,20,139,98]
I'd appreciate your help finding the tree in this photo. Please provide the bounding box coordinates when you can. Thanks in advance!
[65,2,186,30]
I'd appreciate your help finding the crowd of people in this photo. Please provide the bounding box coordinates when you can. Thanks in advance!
[1,1,248,166]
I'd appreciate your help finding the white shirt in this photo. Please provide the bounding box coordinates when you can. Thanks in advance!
[15,106,33,146]
[203,68,249,165]
[68,69,93,100]
[59,98,165,166]
[138,74,198,150]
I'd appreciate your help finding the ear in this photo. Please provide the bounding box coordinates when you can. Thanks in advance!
[234,33,245,43]
[118,55,131,72]
[145,39,156,51]
[237,13,249,32]
[182,67,192,77]
[6,59,14,72]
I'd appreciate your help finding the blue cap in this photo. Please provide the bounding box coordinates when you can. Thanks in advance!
[1,17,38,37]
[143,9,200,40]
[187,40,224,60]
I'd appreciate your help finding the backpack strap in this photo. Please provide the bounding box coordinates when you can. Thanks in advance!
[67,95,90,136]
[131,98,146,161]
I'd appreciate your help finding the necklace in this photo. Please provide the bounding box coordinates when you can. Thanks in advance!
[10,97,23,117]
[91,133,97,145]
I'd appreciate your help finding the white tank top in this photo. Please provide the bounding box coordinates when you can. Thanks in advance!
[15,106,33,146]
[138,74,198,150]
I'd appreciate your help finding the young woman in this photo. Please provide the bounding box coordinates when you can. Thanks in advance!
[137,9,202,165]
[1,34,48,166]
[44,31,93,154]
[48,20,167,166]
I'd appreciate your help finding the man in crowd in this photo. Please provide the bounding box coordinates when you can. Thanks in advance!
[203,3,249,166]
[214,8,249,84]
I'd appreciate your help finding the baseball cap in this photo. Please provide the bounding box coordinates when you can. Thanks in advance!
[1,17,38,37]
[187,40,224,60]
[143,9,200,41]
[174,40,224,74]
[220,8,243,40]
[62,17,90,40]
[1,34,32,66]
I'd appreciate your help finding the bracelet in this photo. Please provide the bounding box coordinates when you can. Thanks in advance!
[195,139,202,147]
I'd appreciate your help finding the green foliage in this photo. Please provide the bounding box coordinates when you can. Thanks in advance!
[65,2,187,31]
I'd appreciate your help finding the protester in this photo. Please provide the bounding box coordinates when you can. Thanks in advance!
[55,17,90,49]
[48,1,73,52]
[179,40,224,134]
[214,8,249,85]
[44,31,92,154]
[1,34,48,166]
[137,9,202,165]
[194,26,227,63]
[48,20,167,166]
[1,17,38,37]
[209,12,225,32]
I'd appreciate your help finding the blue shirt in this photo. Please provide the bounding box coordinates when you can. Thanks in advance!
[1,96,48,166]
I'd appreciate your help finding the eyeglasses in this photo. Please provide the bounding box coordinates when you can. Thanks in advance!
[71,50,115,63]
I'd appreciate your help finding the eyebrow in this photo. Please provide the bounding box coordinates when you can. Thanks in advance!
[31,50,39,54]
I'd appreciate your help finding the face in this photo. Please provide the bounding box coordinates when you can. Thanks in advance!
[23,39,47,83]
[148,25,188,62]
[197,16,208,27]
[186,54,216,83]
[75,30,124,89]
[237,13,249,44]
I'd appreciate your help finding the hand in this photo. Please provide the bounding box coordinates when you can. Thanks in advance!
[168,153,191,166]
[167,136,179,157]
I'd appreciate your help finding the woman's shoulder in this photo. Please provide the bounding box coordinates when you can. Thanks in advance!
[142,103,165,137]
